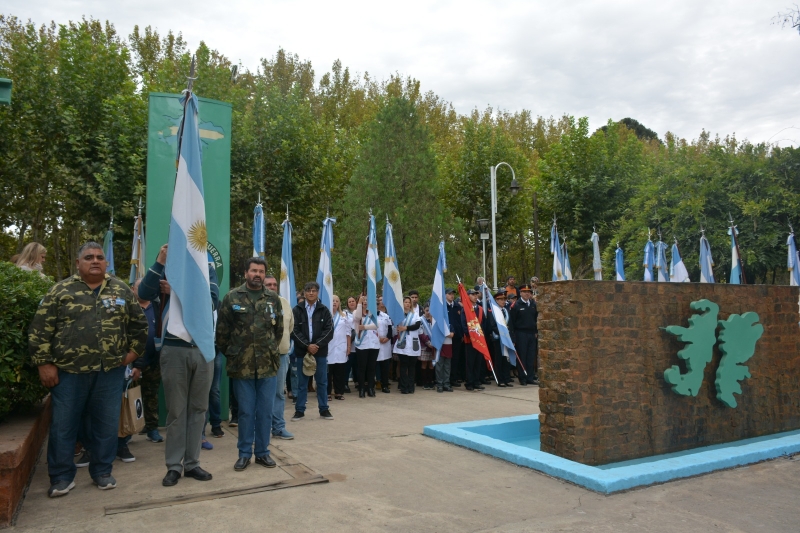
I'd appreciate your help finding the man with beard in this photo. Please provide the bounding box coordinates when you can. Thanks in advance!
[216,258,284,470]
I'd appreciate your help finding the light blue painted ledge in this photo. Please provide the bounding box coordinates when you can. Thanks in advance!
[423,415,800,494]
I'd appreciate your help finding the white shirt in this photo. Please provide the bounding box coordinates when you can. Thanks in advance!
[305,301,317,339]
[352,306,380,350]
[327,312,352,364]
[377,312,393,362]
[393,313,421,357]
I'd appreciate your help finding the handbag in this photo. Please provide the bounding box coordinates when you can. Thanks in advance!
[118,381,145,437]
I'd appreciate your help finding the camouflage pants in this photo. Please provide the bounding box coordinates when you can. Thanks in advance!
[140,358,162,431]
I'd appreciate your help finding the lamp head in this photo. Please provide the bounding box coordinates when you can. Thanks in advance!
[509,178,521,195]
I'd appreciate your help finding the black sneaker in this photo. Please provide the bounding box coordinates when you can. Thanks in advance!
[93,474,117,490]
[320,409,334,420]
[48,480,75,498]
[75,450,90,468]
[211,426,225,438]
[228,417,238,427]
[291,411,304,421]
[117,445,135,463]
[436,387,443,393]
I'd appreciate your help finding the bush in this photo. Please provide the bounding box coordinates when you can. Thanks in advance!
[0,262,53,420]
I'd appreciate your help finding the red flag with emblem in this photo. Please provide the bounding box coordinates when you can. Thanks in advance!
[458,282,492,369]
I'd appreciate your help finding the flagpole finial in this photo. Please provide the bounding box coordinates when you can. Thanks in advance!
[286,203,289,221]
[616,241,620,249]
[257,192,261,206]
[593,223,596,233]
[456,274,462,284]
[109,207,113,230]
[137,197,143,215]
[789,221,794,234]
[186,55,197,93]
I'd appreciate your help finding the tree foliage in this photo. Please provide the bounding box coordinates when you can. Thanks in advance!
[2,13,798,292]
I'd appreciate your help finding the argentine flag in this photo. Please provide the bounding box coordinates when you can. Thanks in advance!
[700,233,715,283]
[643,239,654,282]
[670,241,690,282]
[615,245,626,281]
[366,214,382,316]
[551,223,563,281]
[482,282,518,366]
[129,212,145,284]
[788,232,800,287]
[728,225,742,284]
[562,241,573,280]
[253,201,265,259]
[655,240,669,282]
[430,241,450,356]
[316,216,336,310]
[165,93,215,362]
[280,217,297,307]
[383,219,405,324]
[591,231,602,280]
[103,226,115,275]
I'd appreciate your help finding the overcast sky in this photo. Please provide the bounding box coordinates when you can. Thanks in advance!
[5,1,800,146]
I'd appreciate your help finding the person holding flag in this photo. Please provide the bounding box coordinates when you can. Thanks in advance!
[394,296,423,394]
[486,289,514,387]
[508,284,539,385]
[138,79,220,487]
[458,284,491,391]
[352,294,381,397]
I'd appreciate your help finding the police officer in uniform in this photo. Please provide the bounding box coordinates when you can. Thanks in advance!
[30,241,148,497]
[216,258,284,471]
[508,284,539,385]
[460,288,488,391]
[487,289,513,387]
[445,288,465,386]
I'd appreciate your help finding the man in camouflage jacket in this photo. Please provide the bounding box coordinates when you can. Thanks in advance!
[29,241,148,497]
[215,257,284,471]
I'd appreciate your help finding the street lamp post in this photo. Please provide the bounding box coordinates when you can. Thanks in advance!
[476,218,490,281]
[490,162,520,291]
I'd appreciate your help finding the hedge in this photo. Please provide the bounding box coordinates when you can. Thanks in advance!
[0,262,52,421]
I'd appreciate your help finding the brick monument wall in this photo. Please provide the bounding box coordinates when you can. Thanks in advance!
[537,281,800,466]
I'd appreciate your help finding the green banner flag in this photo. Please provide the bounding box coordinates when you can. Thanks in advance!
[145,92,232,423]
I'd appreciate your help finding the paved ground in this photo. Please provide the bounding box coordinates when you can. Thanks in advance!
[12,383,800,532]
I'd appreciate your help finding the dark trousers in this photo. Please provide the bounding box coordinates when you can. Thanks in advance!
[451,335,465,382]
[515,331,538,383]
[328,362,348,395]
[48,366,126,483]
[465,344,484,388]
[141,356,162,431]
[229,377,239,419]
[378,359,391,389]
[492,339,511,384]
[346,352,358,387]
[398,354,417,392]
[356,348,379,391]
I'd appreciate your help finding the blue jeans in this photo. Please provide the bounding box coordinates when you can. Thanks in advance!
[205,350,223,433]
[272,354,289,433]
[295,355,328,413]
[232,376,277,458]
[48,366,126,483]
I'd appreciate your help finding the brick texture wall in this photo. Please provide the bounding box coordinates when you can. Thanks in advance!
[537,281,800,466]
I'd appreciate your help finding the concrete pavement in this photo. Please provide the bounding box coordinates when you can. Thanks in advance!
[12,383,800,532]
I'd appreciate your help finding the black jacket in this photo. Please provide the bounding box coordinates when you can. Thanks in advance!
[291,301,334,358]
[447,301,464,338]
[508,298,538,334]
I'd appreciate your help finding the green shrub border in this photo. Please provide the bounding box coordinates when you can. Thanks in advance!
[0,262,53,421]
